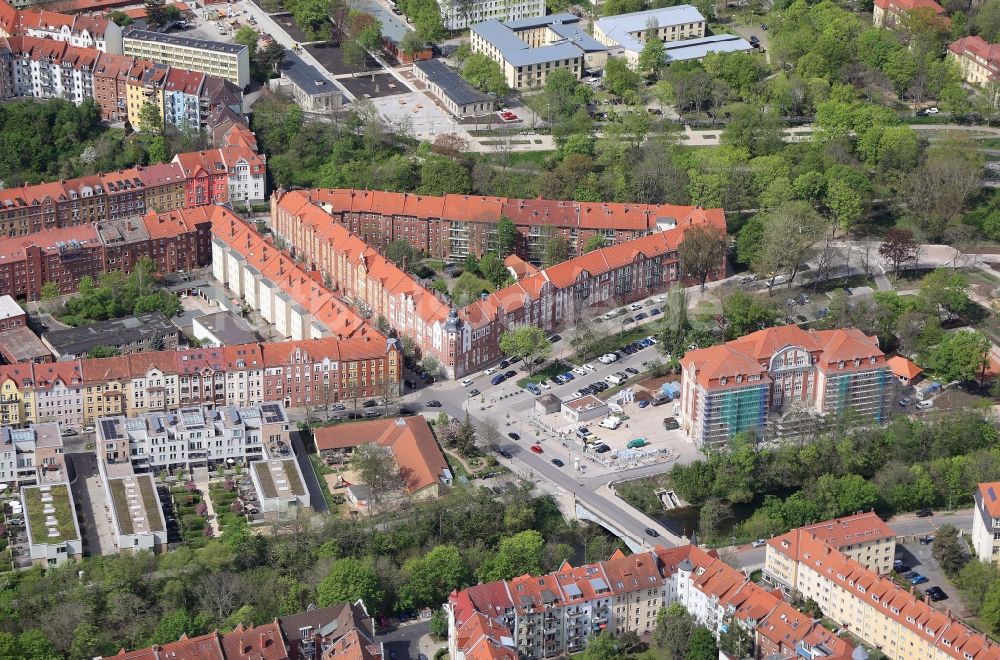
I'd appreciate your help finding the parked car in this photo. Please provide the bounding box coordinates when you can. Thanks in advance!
[623,316,636,324]
[499,360,509,369]
[663,417,680,430]
[919,536,934,545]
[538,381,551,389]
[469,389,480,396]
[573,366,587,375]
[910,574,929,585]
[925,586,948,601]
[362,399,378,408]
[364,411,379,418]
[508,433,520,441]
[491,374,506,385]
[497,449,513,459]
[561,372,575,382]
[916,400,934,410]
[628,303,643,311]
[525,383,541,395]
[751,539,767,548]
[916,509,933,517]
[638,400,649,408]
[530,444,543,454]
[551,458,565,467]
[504,370,516,379]
[595,443,611,453]
[625,367,639,375]
[898,397,912,406]
[644,527,660,537]
[634,312,648,321]
[650,307,662,316]
[426,400,442,408]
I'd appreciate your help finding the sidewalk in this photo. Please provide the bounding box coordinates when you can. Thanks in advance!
[192,467,221,537]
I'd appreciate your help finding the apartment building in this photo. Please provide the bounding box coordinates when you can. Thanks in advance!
[873,0,947,28]
[96,402,290,472]
[212,208,378,341]
[0,0,124,51]
[0,421,65,490]
[102,601,381,660]
[91,51,132,121]
[973,482,1000,564]
[593,5,705,62]
[0,206,212,301]
[21,480,83,566]
[0,294,25,330]
[470,14,607,90]
[0,336,401,426]
[122,29,250,88]
[295,188,717,261]
[3,34,99,104]
[949,36,1000,86]
[173,145,267,205]
[680,324,890,448]
[447,544,852,660]
[765,520,1000,660]
[272,189,725,378]
[123,59,168,129]
[437,0,544,31]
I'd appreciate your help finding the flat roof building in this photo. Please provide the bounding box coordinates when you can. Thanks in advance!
[412,59,492,117]
[562,394,609,423]
[0,326,52,364]
[122,29,250,88]
[41,311,179,359]
[470,13,608,90]
[268,51,343,114]
[192,311,259,347]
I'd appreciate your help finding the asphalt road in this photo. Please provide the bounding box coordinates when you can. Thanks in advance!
[412,328,684,548]
[380,620,432,660]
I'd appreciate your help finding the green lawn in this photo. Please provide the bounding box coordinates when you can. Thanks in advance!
[571,326,659,364]
[309,455,338,512]
[506,150,555,167]
[24,485,76,545]
[284,460,305,496]
[516,360,573,387]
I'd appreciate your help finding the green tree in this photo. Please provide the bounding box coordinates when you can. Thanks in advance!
[638,34,666,77]
[721,290,779,339]
[584,234,607,253]
[144,0,169,27]
[719,622,754,658]
[17,630,59,660]
[825,178,864,233]
[677,225,725,289]
[543,234,569,267]
[499,326,552,371]
[148,136,169,164]
[932,524,968,577]
[138,102,163,135]
[496,215,518,257]
[479,252,510,288]
[603,57,642,99]
[234,26,259,59]
[685,627,718,660]
[478,530,545,581]
[399,545,471,609]
[150,611,198,645]
[721,105,785,157]
[40,281,59,300]
[87,346,122,359]
[462,54,509,96]
[385,239,421,269]
[753,201,828,291]
[925,330,990,384]
[652,603,694,659]
[107,9,133,25]
[419,157,471,195]
[349,443,403,511]
[430,608,448,638]
[956,560,1000,611]
[920,269,972,318]
[400,31,427,58]
[317,557,385,611]
[580,631,625,660]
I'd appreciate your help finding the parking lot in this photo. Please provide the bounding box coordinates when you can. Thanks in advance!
[895,538,971,616]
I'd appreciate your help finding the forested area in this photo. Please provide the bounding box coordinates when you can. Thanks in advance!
[0,484,617,658]
[661,412,999,542]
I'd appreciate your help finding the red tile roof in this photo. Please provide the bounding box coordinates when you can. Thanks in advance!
[874,0,945,13]
[887,355,923,380]
[979,482,1000,519]
[797,511,895,550]
[314,416,448,493]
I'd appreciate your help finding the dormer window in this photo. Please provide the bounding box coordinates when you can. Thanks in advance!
[720,376,728,385]
[735,375,743,383]
[870,356,876,364]
[838,360,845,369]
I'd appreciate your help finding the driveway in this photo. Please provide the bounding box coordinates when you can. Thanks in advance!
[379,620,443,660]
[291,430,329,514]
[67,452,117,556]
[896,538,971,616]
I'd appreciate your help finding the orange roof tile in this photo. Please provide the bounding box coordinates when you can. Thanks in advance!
[887,355,923,380]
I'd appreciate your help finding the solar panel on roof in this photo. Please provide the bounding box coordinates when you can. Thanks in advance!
[101,419,120,440]
[990,486,996,502]
[563,583,582,597]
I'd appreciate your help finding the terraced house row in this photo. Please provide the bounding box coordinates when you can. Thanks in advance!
[0,335,401,429]
[447,543,852,660]
[299,187,724,262]
[270,189,726,378]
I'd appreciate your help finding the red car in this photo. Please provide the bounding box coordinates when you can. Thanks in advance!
[530,444,543,454]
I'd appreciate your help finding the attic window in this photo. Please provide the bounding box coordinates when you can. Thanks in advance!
[735,375,743,384]
[838,360,845,369]
[891,607,900,614]
[870,356,877,364]
[854,358,861,367]
[720,376,728,385]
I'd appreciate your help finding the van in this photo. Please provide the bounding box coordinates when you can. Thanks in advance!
[916,400,934,410]
[600,416,622,430]
[606,374,624,386]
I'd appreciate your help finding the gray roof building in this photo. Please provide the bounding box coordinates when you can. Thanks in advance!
[413,59,492,117]
[42,312,179,359]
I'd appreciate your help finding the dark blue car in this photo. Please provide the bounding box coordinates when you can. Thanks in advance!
[491,373,506,385]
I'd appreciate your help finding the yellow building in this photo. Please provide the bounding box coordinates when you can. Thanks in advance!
[125,62,168,131]
[766,521,1000,660]
[0,374,23,426]
[948,36,1000,86]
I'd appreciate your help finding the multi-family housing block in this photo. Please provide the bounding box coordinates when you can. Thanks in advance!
[0,0,123,51]
[212,208,380,341]
[765,516,1000,660]
[102,601,382,660]
[21,479,82,566]
[0,335,400,428]
[948,36,1000,86]
[0,205,212,301]
[41,310,179,359]
[469,14,608,90]
[447,544,852,660]
[271,189,725,378]
[122,29,250,88]
[972,482,1000,564]
[0,421,65,490]
[680,324,890,447]
[436,0,544,32]
[873,0,947,28]
[174,143,266,205]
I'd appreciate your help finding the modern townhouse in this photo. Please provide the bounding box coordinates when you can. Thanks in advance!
[0,421,65,490]
[271,189,725,378]
[680,324,891,447]
[447,544,851,660]
[765,518,1000,660]
[122,29,250,88]
[21,479,82,566]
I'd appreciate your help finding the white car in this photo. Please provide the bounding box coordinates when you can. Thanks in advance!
[628,303,643,311]
[461,379,474,387]
[584,363,597,372]
[539,380,552,389]
[751,539,767,548]
[565,392,582,401]
[646,336,657,344]
[916,400,934,410]
[572,366,587,375]
[654,295,667,303]
[485,368,497,375]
